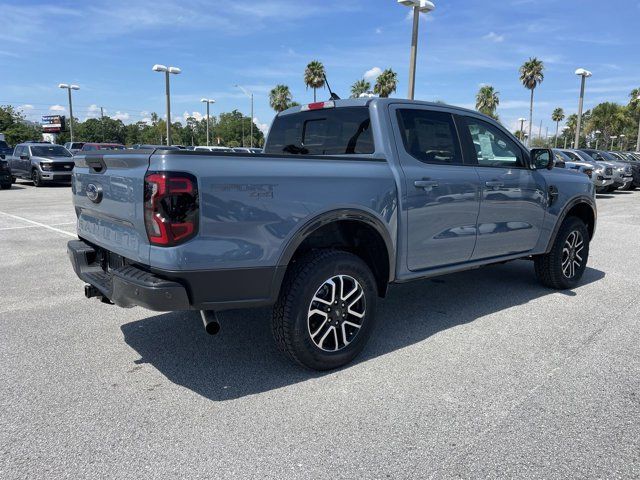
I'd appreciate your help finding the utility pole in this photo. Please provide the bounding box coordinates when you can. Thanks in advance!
[100,107,105,141]
[574,69,592,150]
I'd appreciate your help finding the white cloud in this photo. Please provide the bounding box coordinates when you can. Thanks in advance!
[49,104,65,112]
[112,111,130,121]
[18,104,34,110]
[375,27,382,34]
[183,111,204,122]
[483,32,504,43]
[85,104,102,120]
[364,67,383,83]
[253,116,270,135]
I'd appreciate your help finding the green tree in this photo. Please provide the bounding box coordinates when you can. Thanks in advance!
[350,79,371,99]
[519,57,545,145]
[269,85,293,112]
[374,68,398,98]
[551,107,565,147]
[0,105,42,145]
[475,85,500,119]
[304,60,326,102]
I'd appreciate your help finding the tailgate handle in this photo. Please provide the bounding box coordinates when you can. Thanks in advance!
[85,155,107,173]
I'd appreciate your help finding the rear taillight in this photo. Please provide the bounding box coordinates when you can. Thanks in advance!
[144,172,199,246]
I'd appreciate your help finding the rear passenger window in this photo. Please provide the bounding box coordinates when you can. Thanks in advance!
[463,118,523,168]
[396,109,462,165]
[265,107,374,155]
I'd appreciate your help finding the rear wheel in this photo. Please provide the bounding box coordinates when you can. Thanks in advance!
[272,249,377,370]
[32,169,42,187]
[534,216,589,290]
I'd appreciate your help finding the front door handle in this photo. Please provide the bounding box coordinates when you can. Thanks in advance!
[414,180,439,191]
[485,181,504,190]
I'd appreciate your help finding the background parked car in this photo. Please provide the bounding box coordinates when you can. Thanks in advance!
[193,146,233,152]
[579,149,633,192]
[608,151,640,190]
[553,148,613,193]
[8,142,74,186]
[232,147,263,154]
[0,139,13,157]
[130,144,180,150]
[0,154,12,189]
[80,143,126,151]
[63,142,85,154]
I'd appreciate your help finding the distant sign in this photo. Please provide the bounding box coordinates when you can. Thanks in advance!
[42,115,66,133]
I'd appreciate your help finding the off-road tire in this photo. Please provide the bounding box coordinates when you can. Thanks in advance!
[534,216,589,290]
[272,249,377,370]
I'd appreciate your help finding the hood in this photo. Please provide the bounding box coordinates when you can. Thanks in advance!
[31,155,74,163]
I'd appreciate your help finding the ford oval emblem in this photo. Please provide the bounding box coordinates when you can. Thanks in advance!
[86,183,102,203]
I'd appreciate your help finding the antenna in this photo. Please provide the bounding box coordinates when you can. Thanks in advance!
[323,73,341,100]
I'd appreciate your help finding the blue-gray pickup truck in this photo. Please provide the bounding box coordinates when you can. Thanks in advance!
[68,98,596,370]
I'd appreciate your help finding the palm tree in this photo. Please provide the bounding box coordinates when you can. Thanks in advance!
[304,61,326,102]
[519,57,545,145]
[551,107,565,147]
[374,68,398,98]
[350,79,371,98]
[629,87,640,105]
[269,85,292,113]
[475,85,500,119]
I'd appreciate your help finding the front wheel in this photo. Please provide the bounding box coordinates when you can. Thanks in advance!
[272,249,378,370]
[32,170,42,187]
[534,216,589,289]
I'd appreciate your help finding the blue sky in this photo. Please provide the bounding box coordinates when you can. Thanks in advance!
[1,0,639,137]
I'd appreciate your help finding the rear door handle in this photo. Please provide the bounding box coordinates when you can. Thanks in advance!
[485,181,504,189]
[414,180,439,190]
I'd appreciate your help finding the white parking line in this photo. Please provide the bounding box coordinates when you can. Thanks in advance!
[0,222,76,232]
[0,211,76,238]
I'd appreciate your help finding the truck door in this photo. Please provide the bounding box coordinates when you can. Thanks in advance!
[12,146,26,177]
[458,116,547,260]
[391,105,481,271]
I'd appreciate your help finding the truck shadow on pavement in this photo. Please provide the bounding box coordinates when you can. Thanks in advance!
[121,260,605,402]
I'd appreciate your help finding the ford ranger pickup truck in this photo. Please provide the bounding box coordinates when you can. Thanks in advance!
[68,98,596,370]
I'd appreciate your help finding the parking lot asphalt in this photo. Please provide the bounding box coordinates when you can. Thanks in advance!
[1,180,639,479]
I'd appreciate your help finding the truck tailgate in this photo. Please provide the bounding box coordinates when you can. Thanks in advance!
[72,152,151,264]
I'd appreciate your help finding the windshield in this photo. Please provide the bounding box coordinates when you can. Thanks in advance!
[0,141,9,149]
[265,107,374,155]
[30,145,72,157]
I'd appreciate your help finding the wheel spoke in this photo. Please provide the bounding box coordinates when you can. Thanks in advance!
[347,290,365,318]
[312,279,336,306]
[318,326,335,350]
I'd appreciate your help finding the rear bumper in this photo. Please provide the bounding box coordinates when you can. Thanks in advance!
[68,240,190,311]
[67,239,284,312]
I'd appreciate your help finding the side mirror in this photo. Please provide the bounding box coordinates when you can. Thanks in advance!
[530,148,554,170]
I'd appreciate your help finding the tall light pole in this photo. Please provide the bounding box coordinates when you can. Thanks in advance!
[610,135,617,150]
[563,127,570,149]
[594,130,601,150]
[235,85,254,148]
[58,83,80,141]
[200,98,215,146]
[574,68,592,150]
[518,118,526,142]
[636,94,640,152]
[152,64,181,146]
[398,0,435,100]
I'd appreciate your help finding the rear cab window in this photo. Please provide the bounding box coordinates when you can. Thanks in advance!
[265,107,374,155]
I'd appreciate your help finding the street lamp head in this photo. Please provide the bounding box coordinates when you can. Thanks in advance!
[398,0,435,12]
[518,117,526,122]
[70,84,80,90]
[152,64,168,72]
[58,83,69,89]
[200,98,215,104]
[620,134,626,138]
[595,130,601,134]
[168,67,181,75]
[611,135,618,139]
[575,68,592,77]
